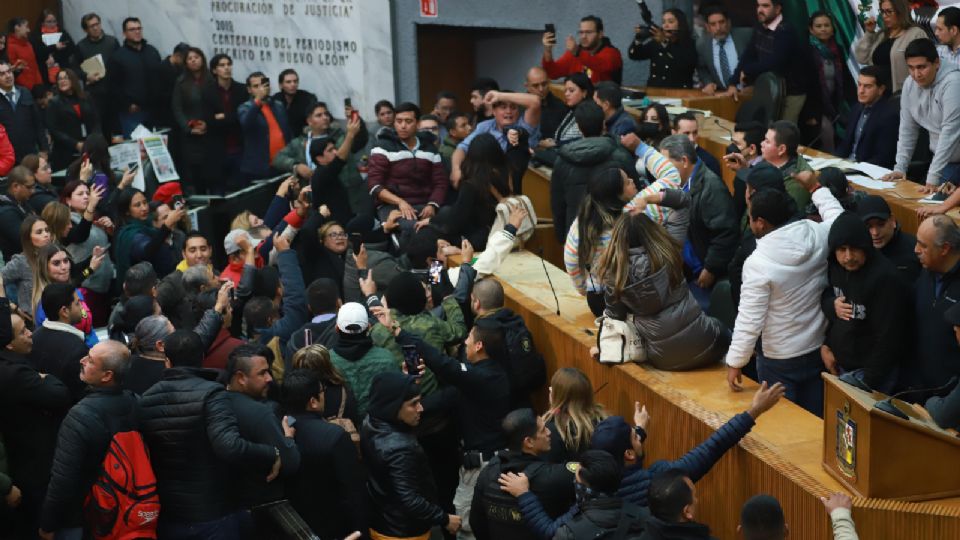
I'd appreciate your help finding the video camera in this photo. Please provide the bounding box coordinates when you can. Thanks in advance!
[634,0,661,40]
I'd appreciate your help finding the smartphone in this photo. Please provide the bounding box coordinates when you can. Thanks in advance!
[429,260,443,286]
[229,287,236,301]
[92,171,109,193]
[350,232,363,256]
[350,110,360,122]
[344,97,352,110]
[127,161,140,173]
[545,23,555,34]
[304,328,313,347]
[401,344,420,377]
[81,152,89,163]
[286,415,297,427]
[171,195,185,210]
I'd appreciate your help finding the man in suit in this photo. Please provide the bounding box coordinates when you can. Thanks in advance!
[696,4,752,94]
[0,61,48,163]
[836,66,899,169]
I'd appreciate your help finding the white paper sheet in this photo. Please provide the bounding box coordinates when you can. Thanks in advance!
[848,175,895,190]
[845,161,892,180]
[41,32,62,46]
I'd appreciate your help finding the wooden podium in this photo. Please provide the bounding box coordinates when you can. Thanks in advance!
[822,373,960,500]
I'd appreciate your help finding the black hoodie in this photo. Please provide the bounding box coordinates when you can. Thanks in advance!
[639,516,716,540]
[822,213,911,390]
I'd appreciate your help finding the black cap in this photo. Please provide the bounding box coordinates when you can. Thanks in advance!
[591,416,632,459]
[855,195,892,222]
[746,163,786,193]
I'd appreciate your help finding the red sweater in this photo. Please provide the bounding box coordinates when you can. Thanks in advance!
[0,125,13,176]
[542,40,623,83]
[6,34,43,90]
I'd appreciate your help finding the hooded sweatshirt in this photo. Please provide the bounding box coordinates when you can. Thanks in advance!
[330,332,399,419]
[822,213,911,390]
[726,187,844,368]
[895,61,960,185]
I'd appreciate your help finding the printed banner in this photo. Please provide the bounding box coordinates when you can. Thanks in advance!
[63,0,395,116]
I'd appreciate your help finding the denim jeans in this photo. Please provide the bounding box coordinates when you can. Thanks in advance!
[157,511,245,540]
[756,348,825,417]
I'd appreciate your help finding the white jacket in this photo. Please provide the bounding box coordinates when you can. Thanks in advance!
[725,188,844,368]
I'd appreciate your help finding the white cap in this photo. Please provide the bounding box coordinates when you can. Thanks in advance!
[224,229,253,255]
[337,302,369,334]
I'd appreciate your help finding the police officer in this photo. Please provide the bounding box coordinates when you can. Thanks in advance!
[470,409,574,540]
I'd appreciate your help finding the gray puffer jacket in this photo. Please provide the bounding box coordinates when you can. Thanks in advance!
[606,189,726,371]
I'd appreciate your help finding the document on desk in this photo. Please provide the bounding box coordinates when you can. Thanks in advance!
[848,175,895,190]
[805,156,846,170]
[844,161,892,180]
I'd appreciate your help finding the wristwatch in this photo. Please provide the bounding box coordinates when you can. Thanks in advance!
[634,425,648,443]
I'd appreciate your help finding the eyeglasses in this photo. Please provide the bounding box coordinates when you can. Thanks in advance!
[880,8,896,15]
[125,26,143,32]
[327,232,348,239]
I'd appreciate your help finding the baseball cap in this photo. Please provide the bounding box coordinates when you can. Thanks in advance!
[855,195,892,222]
[590,416,633,460]
[745,163,786,193]
[337,302,369,334]
[224,229,253,256]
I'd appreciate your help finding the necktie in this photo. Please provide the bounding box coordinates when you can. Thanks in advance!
[718,38,731,86]
[4,91,15,107]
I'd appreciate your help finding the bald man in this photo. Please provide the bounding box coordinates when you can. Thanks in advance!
[525,66,566,140]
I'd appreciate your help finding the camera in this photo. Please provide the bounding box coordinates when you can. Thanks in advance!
[634,0,660,40]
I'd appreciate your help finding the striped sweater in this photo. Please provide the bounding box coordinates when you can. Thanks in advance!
[564,142,681,294]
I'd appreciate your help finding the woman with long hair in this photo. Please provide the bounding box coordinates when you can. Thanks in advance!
[640,103,671,147]
[113,187,184,282]
[801,11,853,152]
[31,243,102,347]
[46,68,101,170]
[429,132,513,249]
[291,344,360,428]
[1,215,50,309]
[564,168,639,316]
[541,367,607,463]
[172,47,216,195]
[19,153,57,213]
[31,9,76,84]
[46,186,114,324]
[628,8,698,88]
[853,0,926,93]
[595,188,726,371]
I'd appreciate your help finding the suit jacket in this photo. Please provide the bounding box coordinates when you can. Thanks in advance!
[835,97,899,169]
[0,85,49,162]
[696,28,753,88]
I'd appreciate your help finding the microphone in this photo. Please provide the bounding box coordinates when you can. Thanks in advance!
[714,118,734,139]
[537,247,561,316]
[873,376,960,420]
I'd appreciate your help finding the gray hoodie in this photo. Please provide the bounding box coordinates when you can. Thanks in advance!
[895,62,960,185]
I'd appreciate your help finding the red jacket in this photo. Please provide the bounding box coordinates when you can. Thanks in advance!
[203,327,245,370]
[0,125,13,176]
[367,130,448,207]
[542,38,623,84]
[6,34,43,91]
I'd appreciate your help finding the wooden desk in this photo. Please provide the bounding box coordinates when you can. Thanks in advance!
[491,250,960,539]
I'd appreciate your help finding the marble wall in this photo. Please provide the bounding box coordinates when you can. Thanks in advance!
[63,0,396,118]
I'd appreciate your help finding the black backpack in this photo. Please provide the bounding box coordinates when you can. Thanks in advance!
[566,502,646,540]
[499,312,546,404]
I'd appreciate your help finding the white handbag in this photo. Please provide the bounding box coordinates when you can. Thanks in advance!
[490,195,537,246]
[596,315,646,364]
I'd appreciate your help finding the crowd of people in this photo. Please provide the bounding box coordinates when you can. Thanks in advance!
[3,0,960,538]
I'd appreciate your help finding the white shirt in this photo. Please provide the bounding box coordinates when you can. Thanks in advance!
[938,43,960,68]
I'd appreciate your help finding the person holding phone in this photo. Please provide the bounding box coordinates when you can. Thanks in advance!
[306,113,364,225]
[542,15,623,84]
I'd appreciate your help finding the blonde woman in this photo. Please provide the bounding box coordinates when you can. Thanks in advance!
[31,243,104,347]
[292,344,359,429]
[542,367,607,463]
[853,0,927,92]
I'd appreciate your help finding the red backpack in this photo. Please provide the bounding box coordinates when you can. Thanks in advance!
[83,431,161,539]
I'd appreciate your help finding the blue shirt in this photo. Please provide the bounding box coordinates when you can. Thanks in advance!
[457,117,541,153]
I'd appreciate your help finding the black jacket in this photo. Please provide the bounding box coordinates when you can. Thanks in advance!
[272,89,317,134]
[555,496,649,540]
[551,136,640,242]
[201,79,248,158]
[398,330,510,454]
[287,412,367,539]
[687,162,738,278]
[881,228,921,285]
[107,40,163,113]
[38,387,139,532]
[0,84,49,161]
[470,450,574,540]
[835,97,899,169]
[28,182,59,215]
[361,415,448,536]
[822,213,910,390]
[225,391,300,508]
[481,308,546,410]
[30,324,90,402]
[734,20,809,95]
[284,316,338,366]
[123,354,167,395]
[0,349,71,497]
[0,194,33,261]
[45,94,102,170]
[914,261,960,390]
[629,38,698,89]
[138,367,277,523]
[540,93,568,144]
[639,516,716,540]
